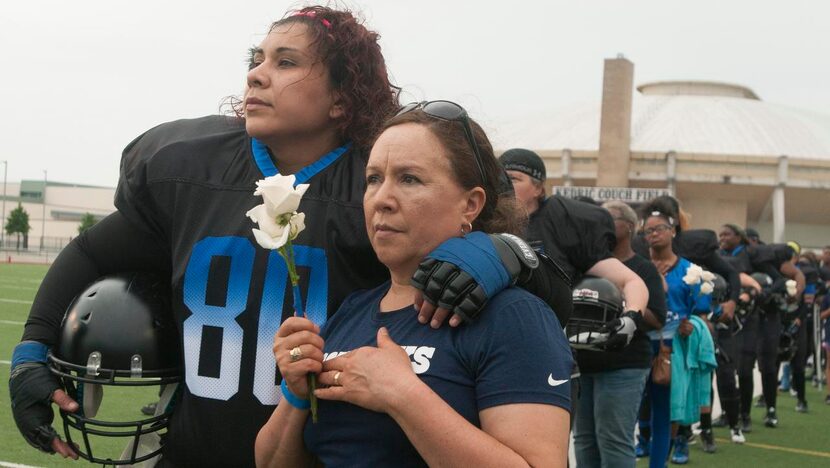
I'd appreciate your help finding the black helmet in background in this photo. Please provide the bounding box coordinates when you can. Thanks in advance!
[568,276,624,350]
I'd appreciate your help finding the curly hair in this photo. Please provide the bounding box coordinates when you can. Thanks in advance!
[227,5,400,148]
[379,110,527,236]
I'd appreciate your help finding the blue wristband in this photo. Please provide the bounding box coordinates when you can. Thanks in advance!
[11,341,49,370]
[280,380,311,410]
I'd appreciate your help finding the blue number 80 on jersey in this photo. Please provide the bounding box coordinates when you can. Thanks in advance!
[182,236,327,404]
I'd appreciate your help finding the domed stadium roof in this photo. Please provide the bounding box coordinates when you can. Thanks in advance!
[493,81,830,160]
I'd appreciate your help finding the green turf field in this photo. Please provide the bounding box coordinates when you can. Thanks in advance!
[1,263,159,467]
[1,262,829,467]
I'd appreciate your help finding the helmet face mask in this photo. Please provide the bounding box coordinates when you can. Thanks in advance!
[778,330,797,362]
[567,276,624,350]
[47,272,181,465]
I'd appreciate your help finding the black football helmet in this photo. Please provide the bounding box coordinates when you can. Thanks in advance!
[568,276,624,350]
[710,272,729,305]
[47,272,181,465]
[750,272,774,290]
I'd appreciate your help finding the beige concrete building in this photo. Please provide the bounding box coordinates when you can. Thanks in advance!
[495,57,830,249]
[1,180,115,252]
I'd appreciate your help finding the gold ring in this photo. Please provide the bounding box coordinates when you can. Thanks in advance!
[289,346,303,362]
[334,371,342,386]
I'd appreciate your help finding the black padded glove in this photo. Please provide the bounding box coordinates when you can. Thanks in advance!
[599,310,642,350]
[9,361,62,453]
[412,233,539,323]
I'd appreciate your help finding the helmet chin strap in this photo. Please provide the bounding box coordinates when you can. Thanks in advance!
[119,383,179,467]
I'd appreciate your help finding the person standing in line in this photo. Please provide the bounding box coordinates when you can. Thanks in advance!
[640,210,713,467]
[571,200,667,468]
[499,149,649,437]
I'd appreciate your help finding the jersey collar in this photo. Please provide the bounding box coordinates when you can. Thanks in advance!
[719,244,744,257]
[251,138,352,185]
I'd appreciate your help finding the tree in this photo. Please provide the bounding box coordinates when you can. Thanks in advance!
[5,203,31,251]
[78,213,98,234]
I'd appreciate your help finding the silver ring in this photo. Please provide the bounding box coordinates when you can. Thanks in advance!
[333,371,341,386]
[289,346,303,362]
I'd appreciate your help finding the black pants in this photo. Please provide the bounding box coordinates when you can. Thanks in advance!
[789,320,808,402]
[758,310,782,410]
[715,325,740,428]
[737,313,759,417]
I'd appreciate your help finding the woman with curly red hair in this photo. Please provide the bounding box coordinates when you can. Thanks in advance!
[9,6,524,467]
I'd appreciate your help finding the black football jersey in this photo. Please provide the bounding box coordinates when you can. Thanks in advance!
[525,195,616,284]
[719,245,754,274]
[115,115,388,467]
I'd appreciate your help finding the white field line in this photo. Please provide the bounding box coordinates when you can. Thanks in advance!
[0,320,25,325]
[0,277,42,285]
[0,462,45,468]
[0,298,32,305]
[0,360,11,365]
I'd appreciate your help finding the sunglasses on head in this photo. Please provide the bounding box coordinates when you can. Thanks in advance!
[396,100,486,185]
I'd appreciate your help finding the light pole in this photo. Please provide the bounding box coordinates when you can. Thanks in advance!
[1,160,7,250]
[40,170,47,252]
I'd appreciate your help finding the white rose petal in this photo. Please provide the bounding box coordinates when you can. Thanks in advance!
[701,271,715,282]
[700,281,714,295]
[688,264,705,277]
[254,175,310,216]
[246,204,284,237]
[254,174,296,196]
[683,274,700,285]
[288,212,306,240]
[252,227,291,250]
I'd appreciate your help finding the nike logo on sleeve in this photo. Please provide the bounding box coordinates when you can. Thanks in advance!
[548,374,569,387]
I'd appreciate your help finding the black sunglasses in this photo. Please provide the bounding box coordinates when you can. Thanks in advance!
[396,100,486,185]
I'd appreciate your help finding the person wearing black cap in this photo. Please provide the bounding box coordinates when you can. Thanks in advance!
[500,149,650,460]
[500,148,548,215]
[499,148,648,324]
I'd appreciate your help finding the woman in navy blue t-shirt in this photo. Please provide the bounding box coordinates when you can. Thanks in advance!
[256,102,573,467]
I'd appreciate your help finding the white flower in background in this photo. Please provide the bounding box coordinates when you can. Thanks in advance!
[785,279,797,297]
[700,281,714,295]
[682,264,708,286]
[246,175,309,250]
[687,264,705,277]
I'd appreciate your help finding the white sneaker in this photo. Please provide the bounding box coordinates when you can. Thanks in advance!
[731,427,746,444]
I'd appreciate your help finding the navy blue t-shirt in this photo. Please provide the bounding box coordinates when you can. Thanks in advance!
[304,283,573,467]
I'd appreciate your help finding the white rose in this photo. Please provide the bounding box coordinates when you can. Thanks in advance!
[254,175,310,217]
[683,274,700,285]
[701,270,716,282]
[246,204,306,250]
[700,281,714,295]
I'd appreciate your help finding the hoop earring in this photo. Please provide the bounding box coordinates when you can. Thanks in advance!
[461,222,473,235]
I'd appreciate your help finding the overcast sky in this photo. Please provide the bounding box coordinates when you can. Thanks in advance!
[2,0,828,187]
